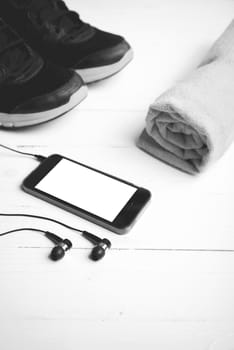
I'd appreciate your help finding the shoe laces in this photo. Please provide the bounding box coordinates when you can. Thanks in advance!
[11,0,94,43]
[0,19,43,84]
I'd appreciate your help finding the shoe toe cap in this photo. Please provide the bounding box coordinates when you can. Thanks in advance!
[12,71,84,114]
[74,39,132,69]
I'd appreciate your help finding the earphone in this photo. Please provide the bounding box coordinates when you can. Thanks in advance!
[44,231,73,261]
[0,213,112,262]
[82,231,111,261]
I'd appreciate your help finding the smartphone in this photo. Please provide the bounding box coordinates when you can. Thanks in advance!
[22,154,151,234]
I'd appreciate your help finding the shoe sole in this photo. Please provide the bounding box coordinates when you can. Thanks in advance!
[76,49,133,83]
[0,85,88,128]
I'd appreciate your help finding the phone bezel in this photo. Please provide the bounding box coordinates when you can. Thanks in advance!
[22,154,151,234]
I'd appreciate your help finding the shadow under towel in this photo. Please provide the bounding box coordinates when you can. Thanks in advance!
[138,20,234,174]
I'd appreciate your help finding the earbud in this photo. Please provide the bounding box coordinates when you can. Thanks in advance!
[50,246,65,261]
[49,239,72,261]
[45,232,72,261]
[90,238,112,261]
[82,231,111,261]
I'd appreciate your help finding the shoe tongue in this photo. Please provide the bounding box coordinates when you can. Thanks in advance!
[29,0,93,43]
[11,0,93,43]
[37,0,83,32]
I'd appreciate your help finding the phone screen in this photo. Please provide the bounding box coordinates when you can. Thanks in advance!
[35,158,137,222]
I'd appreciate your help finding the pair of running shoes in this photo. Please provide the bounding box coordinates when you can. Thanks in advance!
[0,0,133,128]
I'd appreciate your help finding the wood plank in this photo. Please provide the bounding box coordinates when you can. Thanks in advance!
[0,249,234,349]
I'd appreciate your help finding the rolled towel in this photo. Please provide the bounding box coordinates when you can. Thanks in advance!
[138,20,234,174]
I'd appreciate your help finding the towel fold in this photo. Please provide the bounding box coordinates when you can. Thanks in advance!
[138,20,234,174]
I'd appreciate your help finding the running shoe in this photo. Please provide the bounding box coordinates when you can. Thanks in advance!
[0,0,133,83]
[0,18,87,128]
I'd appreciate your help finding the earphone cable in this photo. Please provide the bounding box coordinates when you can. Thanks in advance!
[0,227,48,237]
[0,213,84,234]
[0,143,46,161]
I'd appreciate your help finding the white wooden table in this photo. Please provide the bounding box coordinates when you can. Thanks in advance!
[1,1,234,349]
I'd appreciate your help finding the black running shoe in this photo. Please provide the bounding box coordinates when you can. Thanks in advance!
[0,18,87,128]
[0,0,133,83]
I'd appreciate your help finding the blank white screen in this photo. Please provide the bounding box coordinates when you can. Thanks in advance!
[35,159,137,222]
